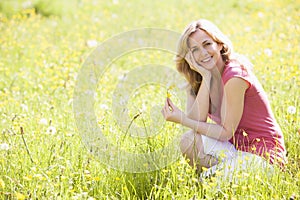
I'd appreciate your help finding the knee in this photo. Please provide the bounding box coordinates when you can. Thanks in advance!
[180,130,196,154]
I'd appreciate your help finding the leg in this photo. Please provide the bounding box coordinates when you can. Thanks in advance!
[180,130,218,170]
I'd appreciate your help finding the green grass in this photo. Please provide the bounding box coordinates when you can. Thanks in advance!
[0,0,299,199]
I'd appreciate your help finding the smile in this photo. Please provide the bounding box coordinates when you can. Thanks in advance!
[201,56,212,63]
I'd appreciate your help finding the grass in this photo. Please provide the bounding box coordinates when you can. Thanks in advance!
[0,0,299,199]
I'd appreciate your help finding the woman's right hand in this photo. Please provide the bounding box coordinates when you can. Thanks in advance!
[185,51,211,80]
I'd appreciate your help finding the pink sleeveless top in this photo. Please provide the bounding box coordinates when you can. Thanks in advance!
[209,61,287,166]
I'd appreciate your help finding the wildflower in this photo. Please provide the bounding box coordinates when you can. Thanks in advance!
[201,167,208,172]
[0,179,5,189]
[167,90,171,98]
[255,175,262,181]
[191,178,198,182]
[0,143,9,151]
[257,12,264,18]
[46,126,57,135]
[23,175,32,181]
[93,176,100,181]
[39,118,48,125]
[20,104,28,112]
[86,40,98,48]
[264,48,272,57]
[242,131,248,137]
[15,192,26,200]
[115,177,121,181]
[287,106,296,114]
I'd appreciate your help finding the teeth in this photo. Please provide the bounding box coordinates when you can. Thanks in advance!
[202,57,211,62]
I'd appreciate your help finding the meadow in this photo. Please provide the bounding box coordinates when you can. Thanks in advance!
[0,0,299,199]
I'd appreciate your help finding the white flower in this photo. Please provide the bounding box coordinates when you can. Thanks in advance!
[287,106,296,115]
[100,104,109,110]
[39,118,48,125]
[0,143,9,151]
[21,104,28,112]
[264,48,272,57]
[86,40,98,48]
[46,126,57,135]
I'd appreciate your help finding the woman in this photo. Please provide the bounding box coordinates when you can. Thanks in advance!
[161,19,286,171]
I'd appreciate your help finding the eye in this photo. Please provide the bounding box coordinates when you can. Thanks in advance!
[191,47,198,53]
[204,42,212,47]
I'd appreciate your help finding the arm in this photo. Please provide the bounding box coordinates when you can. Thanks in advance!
[162,77,248,141]
[185,51,212,122]
[186,76,211,122]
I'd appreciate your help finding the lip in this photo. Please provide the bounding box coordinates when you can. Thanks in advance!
[201,56,212,63]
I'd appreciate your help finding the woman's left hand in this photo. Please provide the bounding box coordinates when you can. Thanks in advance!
[161,98,186,124]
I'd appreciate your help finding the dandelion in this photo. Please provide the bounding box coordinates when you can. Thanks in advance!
[86,40,98,48]
[39,118,48,125]
[255,175,262,182]
[257,12,264,18]
[93,176,100,181]
[0,179,5,189]
[191,178,198,182]
[201,167,208,172]
[21,104,28,112]
[23,175,32,181]
[0,143,9,151]
[46,126,57,135]
[15,192,26,200]
[264,48,272,57]
[287,106,296,114]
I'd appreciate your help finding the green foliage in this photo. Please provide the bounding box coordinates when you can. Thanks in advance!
[0,0,77,17]
[0,0,299,199]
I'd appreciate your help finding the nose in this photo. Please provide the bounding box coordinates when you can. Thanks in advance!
[193,46,208,60]
[199,46,208,56]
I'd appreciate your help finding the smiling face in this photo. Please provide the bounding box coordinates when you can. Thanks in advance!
[188,29,224,71]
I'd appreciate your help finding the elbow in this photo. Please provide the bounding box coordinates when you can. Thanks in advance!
[218,130,233,142]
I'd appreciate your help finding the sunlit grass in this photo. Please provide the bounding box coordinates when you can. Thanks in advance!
[0,0,299,199]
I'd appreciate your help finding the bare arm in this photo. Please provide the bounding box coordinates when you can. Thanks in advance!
[162,77,248,141]
[186,76,211,122]
[185,51,212,122]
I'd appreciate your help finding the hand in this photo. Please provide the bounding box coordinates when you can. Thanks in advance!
[161,98,186,124]
[185,51,211,80]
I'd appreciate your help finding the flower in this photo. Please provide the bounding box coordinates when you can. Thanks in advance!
[264,48,272,57]
[287,106,296,114]
[15,192,26,200]
[39,118,48,125]
[86,40,98,48]
[46,126,57,135]
[0,179,5,189]
[242,130,248,137]
[0,143,9,151]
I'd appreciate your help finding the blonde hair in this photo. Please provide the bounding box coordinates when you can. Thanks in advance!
[175,19,251,95]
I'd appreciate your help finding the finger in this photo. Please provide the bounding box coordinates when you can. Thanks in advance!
[167,97,175,108]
